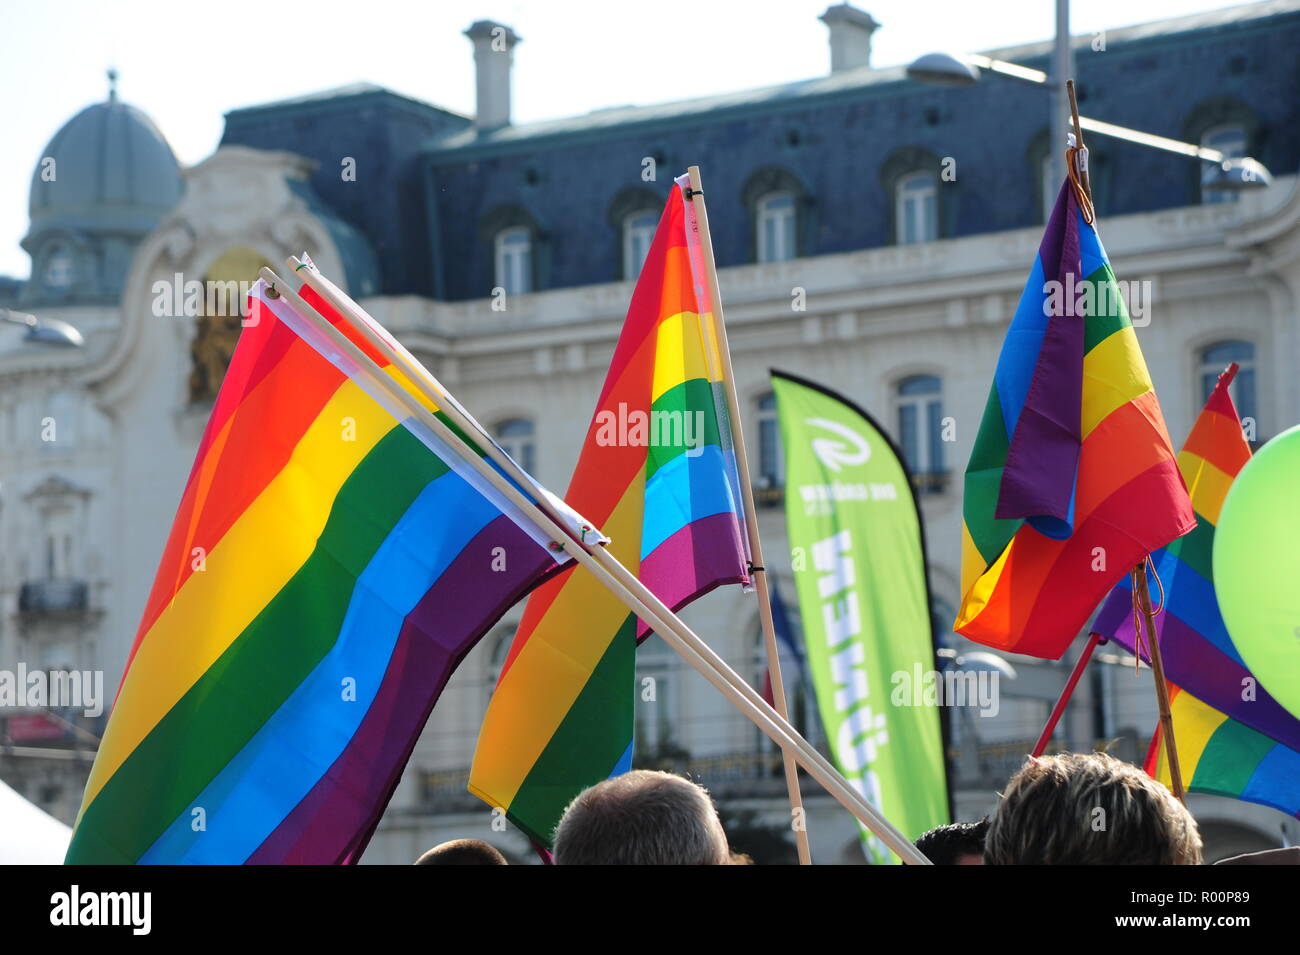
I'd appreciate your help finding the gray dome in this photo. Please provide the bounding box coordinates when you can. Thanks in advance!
[28,96,183,235]
[20,86,183,307]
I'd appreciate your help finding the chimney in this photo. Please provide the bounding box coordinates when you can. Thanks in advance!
[464,20,520,131]
[820,4,880,73]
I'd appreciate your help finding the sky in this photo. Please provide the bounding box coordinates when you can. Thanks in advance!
[0,0,1248,278]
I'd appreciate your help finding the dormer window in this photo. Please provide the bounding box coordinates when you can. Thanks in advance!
[756,193,797,263]
[623,211,658,279]
[742,168,809,264]
[896,172,938,245]
[494,227,533,296]
[1201,124,1247,204]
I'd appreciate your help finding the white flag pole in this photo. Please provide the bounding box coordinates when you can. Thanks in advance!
[682,166,812,864]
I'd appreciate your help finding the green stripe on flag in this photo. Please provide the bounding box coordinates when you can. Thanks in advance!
[645,377,723,482]
[506,615,637,846]
[1190,718,1275,797]
[69,427,444,863]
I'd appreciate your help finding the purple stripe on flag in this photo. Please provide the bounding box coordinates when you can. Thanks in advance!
[248,516,559,864]
[1097,597,1300,753]
[633,511,751,640]
[996,184,1085,530]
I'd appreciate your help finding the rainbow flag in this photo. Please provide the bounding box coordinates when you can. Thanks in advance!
[469,175,752,845]
[956,180,1195,658]
[1095,364,1300,750]
[67,280,591,864]
[1147,686,1300,819]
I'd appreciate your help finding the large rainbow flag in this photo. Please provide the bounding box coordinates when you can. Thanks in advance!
[956,179,1195,658]
[1147,686,1300,819]
[67,280,591,864]
[469,175,752,845]
[1095,363,1300,751]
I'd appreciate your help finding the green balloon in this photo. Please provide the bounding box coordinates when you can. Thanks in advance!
[1214,423,1300,719]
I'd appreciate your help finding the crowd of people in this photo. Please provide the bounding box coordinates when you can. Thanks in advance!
[413,751,1294,865]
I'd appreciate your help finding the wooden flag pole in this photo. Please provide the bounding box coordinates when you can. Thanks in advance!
[683,166,812,865]
[264,266,931,864]
[1065,80,1092,199]
[1133,561,1186,802]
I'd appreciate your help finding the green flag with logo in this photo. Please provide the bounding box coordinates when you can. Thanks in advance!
[772,370,949,863]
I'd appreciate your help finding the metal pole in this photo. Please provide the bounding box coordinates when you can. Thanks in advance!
[1050,0,1074,188]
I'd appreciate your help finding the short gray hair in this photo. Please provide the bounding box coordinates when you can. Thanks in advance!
[553,770,730,865]
[985,752,1202,865]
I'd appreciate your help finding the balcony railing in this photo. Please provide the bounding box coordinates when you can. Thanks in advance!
[18,578,89,614]
[910,470,952,495]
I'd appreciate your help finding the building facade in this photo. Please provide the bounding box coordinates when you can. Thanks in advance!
[2,2,1298,862]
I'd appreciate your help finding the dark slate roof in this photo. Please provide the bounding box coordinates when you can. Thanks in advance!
[424,0,1300,160]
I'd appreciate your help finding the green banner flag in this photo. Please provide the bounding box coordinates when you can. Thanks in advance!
[772,370,949,863]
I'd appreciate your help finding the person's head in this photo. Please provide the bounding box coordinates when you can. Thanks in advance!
[414,838,508,866]
[915,819,990,865]
[553,769,730,865]
[985,752,1202,865]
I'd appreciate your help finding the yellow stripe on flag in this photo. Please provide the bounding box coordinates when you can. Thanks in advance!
[469,487,646,808]
[1081,327,1152,439]
[82,382,396,812]
[955,530,1011,632]
[650,311,708,404]
[1176,449,1233,525]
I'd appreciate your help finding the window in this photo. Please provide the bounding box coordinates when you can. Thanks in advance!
[756,392,784,491]
[896,172,937,245]
[43,244,75,289]
[1199,341,1256,428]
[43,506,75,579]
[1201,125,1246,205]
[623,211,658,279]
[756,193,797,263]
[635,634,677,758]
[494,227,532,296]
[494,418,536,473]
[897,375,946,492]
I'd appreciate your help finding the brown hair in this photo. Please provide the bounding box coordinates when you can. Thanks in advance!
[414,839,508,865]
[554,770,730,866]
[985,752,1202,865]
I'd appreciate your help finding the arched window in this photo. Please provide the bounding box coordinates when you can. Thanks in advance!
[896,171,938,245]
[1201,124,1247,205]
[494,418,536,473]
[742,167,809,263]
[756,193,797,263]
[896,375,946,492]
[494,227,532,296]
[755,392,784,493]
[623,210,659,279]
[1199,341,1256,428]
